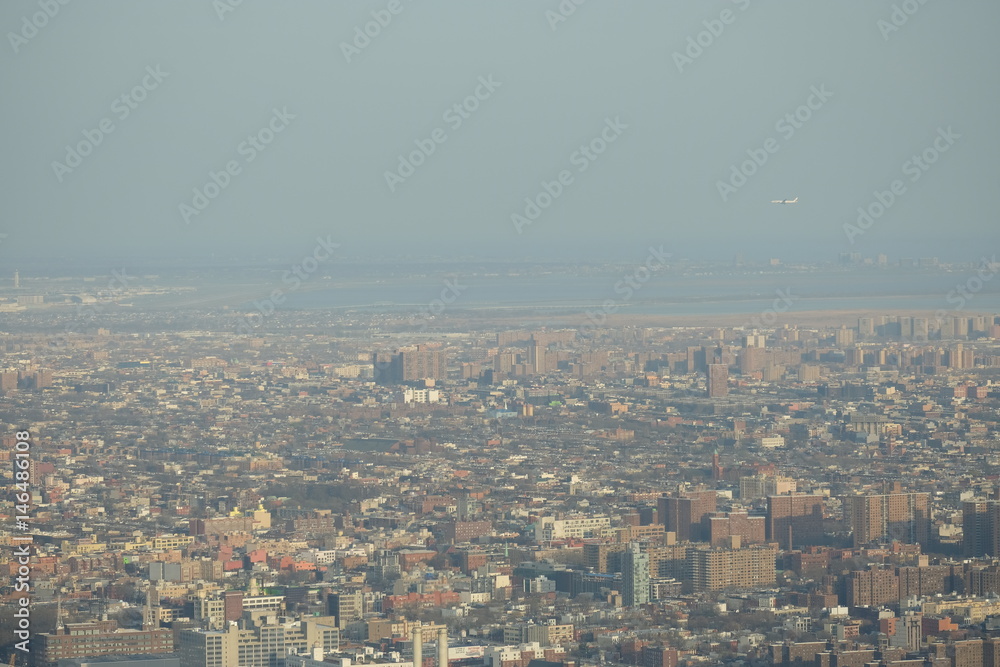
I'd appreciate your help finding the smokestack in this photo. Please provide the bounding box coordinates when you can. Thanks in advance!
[437,627,448,667]
[413,622,422,667]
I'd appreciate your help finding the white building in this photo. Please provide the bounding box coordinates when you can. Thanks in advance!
[401,388,440,404]
[534,515,611,542]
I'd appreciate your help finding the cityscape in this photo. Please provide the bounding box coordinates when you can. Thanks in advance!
[3,2,1000,667]
[0,254,999,667]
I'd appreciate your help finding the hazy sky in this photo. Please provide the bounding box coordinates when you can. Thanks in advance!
[2,1,997,263]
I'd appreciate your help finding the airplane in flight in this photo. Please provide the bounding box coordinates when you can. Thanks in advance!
[770,197,798,204]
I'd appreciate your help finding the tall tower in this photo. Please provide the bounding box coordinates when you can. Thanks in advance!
[527,341,545,374]
[707,364,728,398]
[851,492,930,547]
[13,269,19,289]
[622,543,650,606]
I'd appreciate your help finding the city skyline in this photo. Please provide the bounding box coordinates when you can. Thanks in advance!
[3,3,1000,666]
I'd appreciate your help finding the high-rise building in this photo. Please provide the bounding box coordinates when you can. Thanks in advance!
[0,370,18,393]
[767,495,824,549]
[949,344,965,369]
[374,345,446,384]
[845,567,899,607]
[583,541,627,573]
[798,364,820,382]
[954,317,970,339]
[622,543,650,606]
[850,493,930,547]
[963,499,1000,557]
[857,317,875,337]
[939,318,956,339]
[687,346,707,374]
[707,364,728,398]
[31,368,53,389]
[899,317,913,340]
[327,589,364,629]
[400,345,446,382]
[687,541,778,592]
[373,351,401,385]
[527,340,546,374]
[659,490,717,542]
[739,345,766,374]
[834,327,855,347]
[707,510,766,547]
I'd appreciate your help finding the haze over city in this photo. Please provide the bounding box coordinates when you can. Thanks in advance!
[2,4,1000,667]
[2,1,999,263]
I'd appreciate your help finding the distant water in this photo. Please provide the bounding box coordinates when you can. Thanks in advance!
[270,270,1000,317]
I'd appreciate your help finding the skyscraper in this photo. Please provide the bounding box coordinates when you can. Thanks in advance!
[687,541,778,592]
[857,317,875,337]
[373,345,446,384]
[400,345,446,381]
[527,341,545,374]
[963,499,1000,557]
[659,489,717,542]
[622,543,649,606]
[708,510,766,547]
[850,493,930,547]
[766,495,824,549]
[707,364,728,398]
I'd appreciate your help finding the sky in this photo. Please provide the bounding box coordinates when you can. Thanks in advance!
[1,1,998,265]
